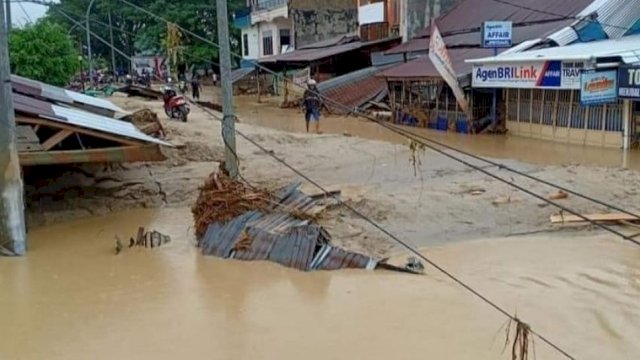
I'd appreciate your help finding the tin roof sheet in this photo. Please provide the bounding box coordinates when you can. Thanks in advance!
[466,34,640,63]
[379,48,496,79]
[12,93,169,146]
[318,67,389,114]
[11,74,127,114]
[260,37,401,64]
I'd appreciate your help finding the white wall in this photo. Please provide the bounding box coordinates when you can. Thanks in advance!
[241,26,260,60]
[257,18,292,57]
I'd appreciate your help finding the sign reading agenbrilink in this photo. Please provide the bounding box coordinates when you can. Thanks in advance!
[482,21,513,48]
[618,64,640,100]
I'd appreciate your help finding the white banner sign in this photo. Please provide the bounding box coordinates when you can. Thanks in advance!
[472,61,583,89]
[429,25,469,113]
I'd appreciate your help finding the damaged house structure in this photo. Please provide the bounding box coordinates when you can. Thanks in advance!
[377,0,619,133]
[11,75,169,166]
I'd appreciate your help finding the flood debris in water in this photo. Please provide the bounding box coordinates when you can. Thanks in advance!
[194,173,414,273]
[114,227,171,254]
[192,172,272,239]
[502,317,534,360]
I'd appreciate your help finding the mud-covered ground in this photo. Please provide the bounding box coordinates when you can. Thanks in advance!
[25,88,640,257]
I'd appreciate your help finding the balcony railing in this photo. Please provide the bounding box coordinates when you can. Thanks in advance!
[252,0,287,11]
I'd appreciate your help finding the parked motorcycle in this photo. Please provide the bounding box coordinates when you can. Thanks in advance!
[162,87,190,122]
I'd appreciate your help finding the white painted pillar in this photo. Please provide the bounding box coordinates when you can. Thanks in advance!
[623,99,631,150]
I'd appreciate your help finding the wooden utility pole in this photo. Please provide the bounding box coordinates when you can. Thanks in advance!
[0,0,26,255]
[215,0,238,178]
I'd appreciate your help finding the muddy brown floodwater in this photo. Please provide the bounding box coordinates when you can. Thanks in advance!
[234,94,640,170]
[2,207,640,359]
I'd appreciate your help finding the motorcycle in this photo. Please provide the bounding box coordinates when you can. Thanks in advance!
[163,87,190,122]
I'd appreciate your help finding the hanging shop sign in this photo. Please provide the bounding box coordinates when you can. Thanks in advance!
[617,64,640,100]
[471,61,583,89]
[580,69,618,106]
[429,24,469,113]
[482,21,513,48]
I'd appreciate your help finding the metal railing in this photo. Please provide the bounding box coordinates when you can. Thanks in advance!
[252,0,287,11]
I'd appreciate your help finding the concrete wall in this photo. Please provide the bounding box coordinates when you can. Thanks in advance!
[241,26,260,60]
[290,0,359,48]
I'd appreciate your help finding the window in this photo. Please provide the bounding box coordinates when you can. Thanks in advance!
[262,30,273,56]
[279,29,291,48]
[243,34,249,56]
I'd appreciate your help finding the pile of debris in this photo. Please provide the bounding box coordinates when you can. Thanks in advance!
[126,109,167,138]
[192,172,272,239]
[115,227,171,254]
[192,172,419,272]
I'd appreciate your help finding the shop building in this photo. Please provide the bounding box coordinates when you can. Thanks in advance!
[467,35,640,148]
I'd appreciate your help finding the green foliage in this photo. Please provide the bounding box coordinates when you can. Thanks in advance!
[8,20,80,86]
[44,0,245,70]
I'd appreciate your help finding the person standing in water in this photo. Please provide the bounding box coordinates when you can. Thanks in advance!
[191,75,201,100]
[303,79,322,133]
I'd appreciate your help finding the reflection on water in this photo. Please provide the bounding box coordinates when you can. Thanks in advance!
[1,208,639,359]
[235,96,640,170]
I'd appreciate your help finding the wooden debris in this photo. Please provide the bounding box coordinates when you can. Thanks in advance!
[128,109,166,138]
[125,229,172,250]
[492,196,520,205]
[114,235,123,255]
[547,190,568,200]
[550,212,640,224]
[191,172,273,240]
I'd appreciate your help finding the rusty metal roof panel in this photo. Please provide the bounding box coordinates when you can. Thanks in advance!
[314,245,377,271]
[233,227,278,261]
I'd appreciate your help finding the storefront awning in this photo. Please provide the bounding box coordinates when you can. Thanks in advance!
[467,34,640,64]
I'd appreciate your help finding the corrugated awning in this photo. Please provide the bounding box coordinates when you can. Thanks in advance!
[466,34,640,64]
[11,74,127,114]
[379,48,496,79]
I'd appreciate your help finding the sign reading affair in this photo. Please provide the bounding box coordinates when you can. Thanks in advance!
[580,69,618,106]
[472,61,583,89]
[482,21,513,48]
[617,64,640,100]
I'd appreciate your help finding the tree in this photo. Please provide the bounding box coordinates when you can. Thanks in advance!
[8,20,79,86]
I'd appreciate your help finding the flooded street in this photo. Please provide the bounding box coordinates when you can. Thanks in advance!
[2,208,640,359]
[234,95,640,170]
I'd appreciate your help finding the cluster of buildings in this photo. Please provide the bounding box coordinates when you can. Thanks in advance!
[233,0,640,149]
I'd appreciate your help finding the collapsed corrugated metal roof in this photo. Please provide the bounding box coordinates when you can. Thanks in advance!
[231,66,256,84]
[13,93,169,146]
[317,66,389,114]
[199,182,379,272]
[11,74,127,114]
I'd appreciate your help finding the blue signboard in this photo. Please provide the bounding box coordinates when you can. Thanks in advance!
[580,69,618,106]
[482,21,513,48]
[618,64,640,100]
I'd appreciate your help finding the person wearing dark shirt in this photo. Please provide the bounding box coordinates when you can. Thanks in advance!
[191,76,201,100]
[303,79,322,133]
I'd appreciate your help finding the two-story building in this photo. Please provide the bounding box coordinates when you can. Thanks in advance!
[234,0,359,66]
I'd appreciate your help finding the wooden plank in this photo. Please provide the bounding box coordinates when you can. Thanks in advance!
[42,129,74,150]
[19,145,165,166]
[550,213,640,224]
[17,117,143,146]
[16,125,43,152]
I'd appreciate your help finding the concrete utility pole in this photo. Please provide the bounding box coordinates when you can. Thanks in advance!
[0,0,26,256]
[216,0,238,178]
[108,10,117,76]
[5,0,11,32]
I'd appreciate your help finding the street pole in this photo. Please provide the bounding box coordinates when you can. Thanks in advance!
[5,0,11,32]
[491,46,498,127]
[0,0,26,256]
[108,10,117,78]
[86,0,96,87]
[216,0,238,178]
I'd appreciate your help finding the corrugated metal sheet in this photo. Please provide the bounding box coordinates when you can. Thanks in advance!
[380,48,495,79]
[13,93,169,146]
[231,67,256,84]
[199,182,377,272]
[467,34,640,63]
[11,74,127,114]
[320,70,389,114]
[260,37,401,64]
